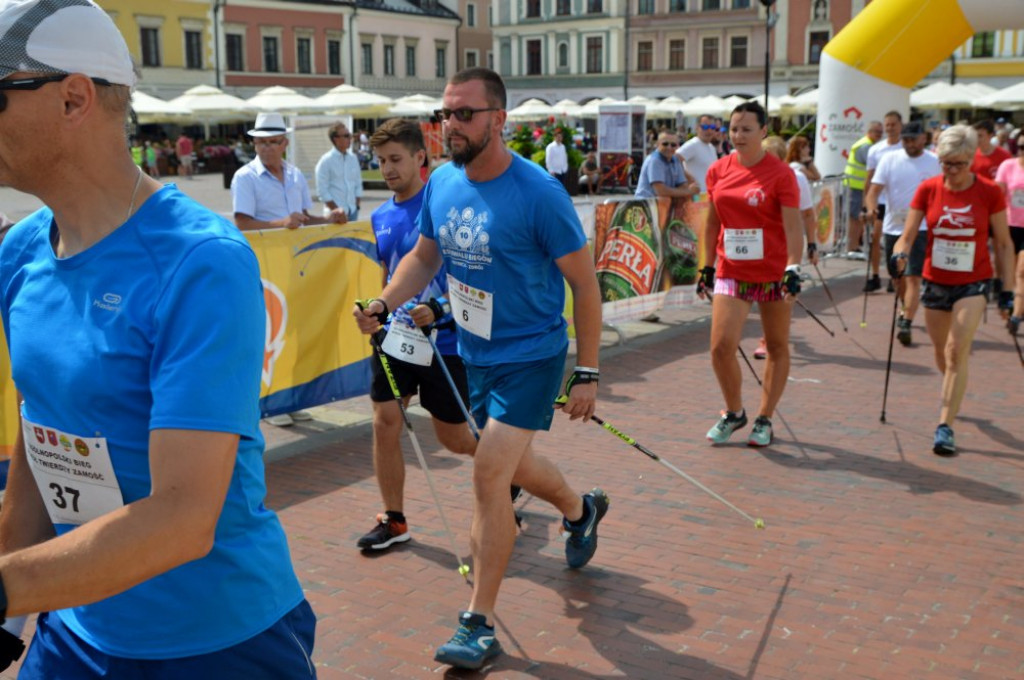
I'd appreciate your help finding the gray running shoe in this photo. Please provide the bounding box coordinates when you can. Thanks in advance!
[747,416,773,447]
[706,410,748,444]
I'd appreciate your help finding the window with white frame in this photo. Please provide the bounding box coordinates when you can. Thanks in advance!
[328,38,342,75]
[586,36,603,73]
[362,43,373,75]
[637,41,653,71]
[701,36,719,69]
[436,44,447,78]
[406,44,416,76]
[263,36,280,72]
[140,27,161,67]
[226,33,244,71]
[384,44,395,75]
[465,49,479,68]
[730,35,747,67]
[808,30,829,64]
[557,41,569,68]
[297,36,313,74]
[468,3,477,27]
[184,30,202,69]
[669,39,686,69]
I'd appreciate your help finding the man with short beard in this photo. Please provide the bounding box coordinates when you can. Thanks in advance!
[354,67,606,671]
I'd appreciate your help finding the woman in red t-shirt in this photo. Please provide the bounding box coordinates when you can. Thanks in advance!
[893,124,1016,456]
[696,102,804,447]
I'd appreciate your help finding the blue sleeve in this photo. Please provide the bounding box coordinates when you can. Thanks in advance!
[533,179,587,260]
[418,180,436,240]
[149,239,264,434]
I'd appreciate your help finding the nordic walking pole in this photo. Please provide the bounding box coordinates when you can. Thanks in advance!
[879,280,901,423]
[860,214,873,328]
[812,262,848,332]
[357,302,471,579]
[794,298,835,337]
[555,397,765,530]
[1014,332,1024,368]
[421,325,480,440]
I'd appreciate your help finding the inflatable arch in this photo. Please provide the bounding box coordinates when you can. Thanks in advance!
[815,0,1024,176]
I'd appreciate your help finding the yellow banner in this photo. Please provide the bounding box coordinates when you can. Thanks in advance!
[245,222,381,417]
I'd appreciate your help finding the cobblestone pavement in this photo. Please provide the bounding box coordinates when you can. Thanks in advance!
[1,177,1021,678]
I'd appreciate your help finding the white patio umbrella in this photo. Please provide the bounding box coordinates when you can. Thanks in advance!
[679,95,729,118]
[169,85,255,138]
[579,97,621,118]
[963,81,996,98]
[784,88,818,115]
[552,98,583,119]
[245,86,320,114]
[974,81,1024,111]
[507,98,554,121]
[387,93,442,117]
[131,91,192,124]
[313,84,393,115]
[748,94,787,115]
[910,81,981,110]
[651,95,685,118]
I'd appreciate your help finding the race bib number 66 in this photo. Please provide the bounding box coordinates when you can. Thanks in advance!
[21,418,125,525]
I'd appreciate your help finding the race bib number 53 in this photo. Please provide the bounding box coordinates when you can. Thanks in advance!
[21,418,124,525]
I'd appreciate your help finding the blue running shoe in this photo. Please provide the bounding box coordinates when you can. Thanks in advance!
[706,409,748,444]
[933,424,956,456]
[563,488,610,569]
[434,611,502,670]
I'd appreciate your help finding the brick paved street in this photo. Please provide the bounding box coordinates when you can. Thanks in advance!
[0,175,1020,678]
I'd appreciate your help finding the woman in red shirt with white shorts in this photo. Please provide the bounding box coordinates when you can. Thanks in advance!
[893,124,1016,456]
[697,102,805,447]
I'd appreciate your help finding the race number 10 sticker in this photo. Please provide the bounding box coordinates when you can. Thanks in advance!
[447,274,493,340]
[21,418,124,526]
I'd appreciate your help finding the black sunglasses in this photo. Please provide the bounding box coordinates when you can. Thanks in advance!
[434,107,499,123]
[0,74,112,112]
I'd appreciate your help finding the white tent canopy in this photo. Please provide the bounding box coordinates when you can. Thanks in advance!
[507,98,554,121]
[911,81,983,110]
[245,86,320,114]
[387,93,442,117]
[313,84,393,115]
[679,95,729,118]
[169,85,253,121]
[552,98,583,118]
[784,88,818,115]
[131,91,192,124]
[579,97,622,117]
[974,81,1024,111]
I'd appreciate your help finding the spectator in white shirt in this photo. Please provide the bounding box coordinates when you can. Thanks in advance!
[545,130,570,191]
[677,114,719,193]
[315,122,364,221]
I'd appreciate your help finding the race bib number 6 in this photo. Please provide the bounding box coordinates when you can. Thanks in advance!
[447,274,494,340]
[21,418,125,526]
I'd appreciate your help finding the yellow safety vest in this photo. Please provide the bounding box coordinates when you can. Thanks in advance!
[131,146,143,166]
[843,135,872,190]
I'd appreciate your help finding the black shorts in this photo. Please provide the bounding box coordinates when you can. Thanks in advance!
[885,231,927,278]
[370,349,469,424]
[921,280,989,312]
[1011,225,1024,255]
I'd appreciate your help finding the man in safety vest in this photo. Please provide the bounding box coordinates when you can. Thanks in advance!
[843,121,883,260]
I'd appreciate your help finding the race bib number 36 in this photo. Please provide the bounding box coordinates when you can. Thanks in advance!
[933,238,974,273]
[21,418,125,526]
[723,228,764,261]
[447,274,494,340]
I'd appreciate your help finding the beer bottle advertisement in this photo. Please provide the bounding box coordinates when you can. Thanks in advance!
[661,200,700,287]
[594,200,661,301]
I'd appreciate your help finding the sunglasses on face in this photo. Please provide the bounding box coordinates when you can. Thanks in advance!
[700,124,717,131]
[434,107,499,123]
[0,73,111,112]
[660,141,679,148]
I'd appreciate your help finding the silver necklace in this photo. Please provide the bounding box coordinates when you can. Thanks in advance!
[126,168,143,222]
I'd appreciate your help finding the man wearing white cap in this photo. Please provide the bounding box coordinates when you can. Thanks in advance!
[231,111,348,427]
[0,1,316,676]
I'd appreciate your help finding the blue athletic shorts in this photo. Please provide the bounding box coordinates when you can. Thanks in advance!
[19,600,316,680]
[467,349,567,432]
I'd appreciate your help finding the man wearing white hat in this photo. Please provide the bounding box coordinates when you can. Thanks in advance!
[231,111,348,427]
[0,0,316,676]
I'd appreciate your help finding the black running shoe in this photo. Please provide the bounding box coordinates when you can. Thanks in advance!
[897,317,912,346]
[863,274,882,293]
[357,513,410,551]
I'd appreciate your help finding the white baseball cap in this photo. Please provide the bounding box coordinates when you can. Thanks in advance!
[248,112,292,138]
[0,0,137,87]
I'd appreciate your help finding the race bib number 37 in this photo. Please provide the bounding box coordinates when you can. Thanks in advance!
[21,418,125,526]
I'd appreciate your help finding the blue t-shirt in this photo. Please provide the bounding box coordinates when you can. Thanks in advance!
[0,186,303,658]
[635,150,687,199]
[419,155,586,366]
[371,187,457,355]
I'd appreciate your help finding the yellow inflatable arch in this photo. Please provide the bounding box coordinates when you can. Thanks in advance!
[815,0,1024,176]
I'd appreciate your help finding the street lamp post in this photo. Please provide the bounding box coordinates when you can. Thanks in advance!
[760,0,777,113]
[213,0,226,89]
